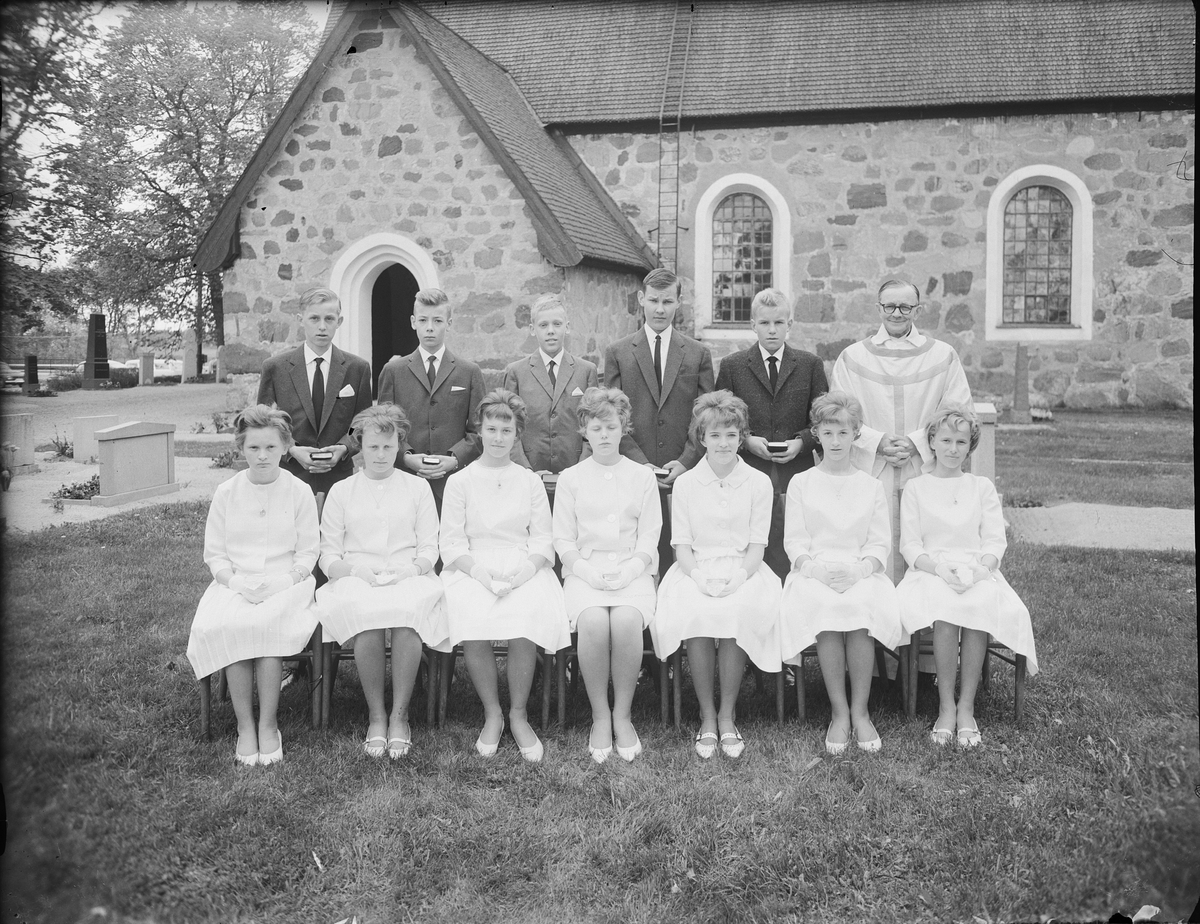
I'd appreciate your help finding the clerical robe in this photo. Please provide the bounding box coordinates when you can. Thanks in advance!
[830,324,972,579]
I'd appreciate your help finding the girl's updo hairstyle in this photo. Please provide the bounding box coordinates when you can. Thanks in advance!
[576,386,633,436]
[690,389,750,447]
[352,403,410,443]
[809,391,864,439]
[234,404,294,451]
[477,388,527,437]
[925,403,981,456]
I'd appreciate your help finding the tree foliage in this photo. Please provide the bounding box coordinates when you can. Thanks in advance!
[62,1,316,347]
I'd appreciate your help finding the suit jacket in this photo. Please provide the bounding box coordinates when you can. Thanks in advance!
[376,347,486,468]
[502,351,599,473]
[715,343,829,492]
[258,344,373,489]
[603,328,715,468]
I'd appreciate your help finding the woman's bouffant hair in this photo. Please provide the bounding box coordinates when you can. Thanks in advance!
[477,388,527,437]
[576,386,633,436]
[352,403,410,443]
[809,391,864,438]
[925,403,981,455]
[690,389,750,447]
[234,404,294,451]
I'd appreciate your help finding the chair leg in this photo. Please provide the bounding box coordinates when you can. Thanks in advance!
[775,671,785,725]
[905,640,919,719]
[200,675,212,739]
[671,650,683,729]
[320,642,333,730]
[437,650,453,727]
[557,652,568,727]
[796,661,806,724]
[874,644,888,694]
[214,668,227,704]
[540,650,552,729]
[425,649,438,727]
[1014,654,1027,723]
[309,626,323,730]
[658,657,669,725]
[982,642,993,690]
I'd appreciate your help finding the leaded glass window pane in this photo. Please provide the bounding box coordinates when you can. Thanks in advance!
[713,193,772,323]
[1002,186,1072,325]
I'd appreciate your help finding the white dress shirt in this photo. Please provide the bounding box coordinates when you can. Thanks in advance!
[417,344,447,378]
[644,325,672,382]
[303,343,334,393]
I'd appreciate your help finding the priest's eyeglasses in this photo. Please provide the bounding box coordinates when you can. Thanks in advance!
[879,303,918,316]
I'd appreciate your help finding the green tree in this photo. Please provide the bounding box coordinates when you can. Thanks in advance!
[64,1,315,360]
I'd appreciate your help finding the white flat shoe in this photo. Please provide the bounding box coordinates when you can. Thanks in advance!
[518,737,544,763]
[234,749,259,768]
[615,734,642,762]
[694,731,719,760]
[720,729,745,759]
[258,731,283,766]
[588,744,611,764]
[387,736,411,759]
[824,723,850,756]
[957,723,982,748]
[363,735,388,759]
[475,719,505,757]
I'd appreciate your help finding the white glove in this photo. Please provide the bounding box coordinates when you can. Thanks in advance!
[935,561,972,594]
[827,560,873,594]
[390,563,421,582]
[258,574,293,599]
[228,574,257,599]
[716,568,748,597]
[969,561,993,584]
[609,557,646,589]
[691,567,720,597]
[572,559,610,591]
[351,564,379,585]
[799,560,832,584]
[470,564,496,593]
[509,560,538,589]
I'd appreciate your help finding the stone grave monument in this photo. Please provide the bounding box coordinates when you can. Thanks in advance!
[82,313,110,390]
[92,421,180,506]
[74,415,120,463]
[139,352,155,385]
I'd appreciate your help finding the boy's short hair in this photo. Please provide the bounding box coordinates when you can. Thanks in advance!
[477,388,528,437]
[414,288,451,316]
[690,389,750,447]
[809,391,864,437]
[353,404,410,443]
[299,286,341,315]
[529,294,567,325]
[576,386,633,436]
[642,268,682,297]
[924,403,981,455]
[750,288,792,318]
[234,403,294,451]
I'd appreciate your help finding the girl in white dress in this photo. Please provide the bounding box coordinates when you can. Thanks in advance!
[780,392,903,755]
[897,404,1037,748]
[187,405,320,768]
[316,405,448,759]
[653,391,783,759]
[440,390,570,762]
[553,387,662,763]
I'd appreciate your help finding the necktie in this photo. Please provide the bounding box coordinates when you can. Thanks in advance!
[311,357,325,428]
[547,358,556,389]
[767,354,778,392]
[654,334,662,389]
[426,355,437,389]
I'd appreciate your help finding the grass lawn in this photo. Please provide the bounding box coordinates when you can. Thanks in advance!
[994,409,1194,508]
[2,503,1196,923]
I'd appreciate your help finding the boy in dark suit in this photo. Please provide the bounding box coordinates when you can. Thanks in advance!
[502,294,599,474]
[715,287,828,577]
[257,286,373,497]
[376,287,502,507]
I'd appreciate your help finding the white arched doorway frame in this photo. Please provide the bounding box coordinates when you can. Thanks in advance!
[328,232,440,360]
[693,173,792,340]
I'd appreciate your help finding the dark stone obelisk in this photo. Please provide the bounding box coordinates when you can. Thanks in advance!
[83,313,110,390]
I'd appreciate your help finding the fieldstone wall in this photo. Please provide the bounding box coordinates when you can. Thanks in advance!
[569,111,1194,408]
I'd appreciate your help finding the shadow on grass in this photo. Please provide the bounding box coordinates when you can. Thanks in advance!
[2,506,1197,923]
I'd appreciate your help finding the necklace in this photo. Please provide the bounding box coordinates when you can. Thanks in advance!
[250,482,269,518]
[823,468,853,503]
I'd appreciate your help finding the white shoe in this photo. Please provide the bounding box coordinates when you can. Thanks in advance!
[475,719,504,757]
[615,734,642,762]
[258,731,283,766]
[518,737,544,763]
[720,729,745,759]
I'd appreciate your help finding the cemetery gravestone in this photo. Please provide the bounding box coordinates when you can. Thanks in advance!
[93,421,180,506]
[0,413,37,472]
[139,352,155,385]
[22,355,39,396]
[183,330,199,381]
[83,313,110,390]
[74,415,120,463]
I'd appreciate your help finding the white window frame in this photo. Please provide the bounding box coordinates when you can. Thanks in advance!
[693,173,791,339]
[985,164,1093,342]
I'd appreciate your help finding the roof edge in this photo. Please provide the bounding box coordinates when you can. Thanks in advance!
[390,4,583,267]
[194,7,361,273]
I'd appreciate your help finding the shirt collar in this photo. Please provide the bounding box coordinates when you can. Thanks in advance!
[304,343,332,365]
[693,455,751,487]
[870,323,926,348]
[418,345,447,365]
[539,348,563,368]
[645,325,671,350]
[758,343,784,364]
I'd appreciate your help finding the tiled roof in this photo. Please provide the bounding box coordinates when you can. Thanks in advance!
[420,0,1197,124]
[396,4,656,269]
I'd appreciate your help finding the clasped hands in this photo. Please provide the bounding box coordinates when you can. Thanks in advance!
[934,559,993,594]
[798,558,874,593]
[350,563,421,586]
[877,435,917,468]
[228,573,294,603]
[290,443,346,474]
[572,557,645,591]
[689,566,748,597]
[745,436,803,465]
[470,560,538,596]
[402,452,458,480]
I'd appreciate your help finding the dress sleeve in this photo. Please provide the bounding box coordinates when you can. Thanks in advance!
[413,478,441,566]
[552,470,580,558]
[318,480,349,575]
[899,479,927,566]
[783,476,811,565]
[749,472,773,546]
[526,471,555,561]
[977,476,1007,563]
[634,470,662,570]
[438,472,470,564]
[203,483,233,578]
[861,477,892,566]
[292,481,320,575]
[669,476,694,549]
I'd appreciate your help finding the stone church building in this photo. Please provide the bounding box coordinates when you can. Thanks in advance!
[196,0,1194,408]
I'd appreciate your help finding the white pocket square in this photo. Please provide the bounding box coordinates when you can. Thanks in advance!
[571,387,584,396]
[451,385,466,392]
[338,384,355,397]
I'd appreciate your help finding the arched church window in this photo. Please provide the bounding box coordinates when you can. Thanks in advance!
[712,193,772,324]
[1002,185,1073,325]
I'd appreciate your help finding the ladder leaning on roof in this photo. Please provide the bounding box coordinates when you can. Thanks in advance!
[654,0,694,274]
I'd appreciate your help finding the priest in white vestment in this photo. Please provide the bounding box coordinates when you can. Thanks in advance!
[830,280,972,580]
